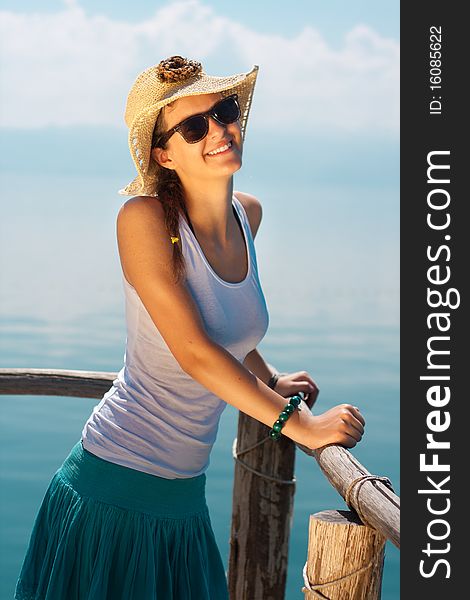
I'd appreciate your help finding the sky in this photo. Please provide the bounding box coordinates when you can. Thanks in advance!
[0,0,400,42]
[0,0,400,325]
[0,0,399,136]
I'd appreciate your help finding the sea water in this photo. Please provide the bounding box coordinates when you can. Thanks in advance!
[0,143,399,599]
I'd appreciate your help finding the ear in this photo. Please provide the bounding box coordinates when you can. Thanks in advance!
[151,146,176,170]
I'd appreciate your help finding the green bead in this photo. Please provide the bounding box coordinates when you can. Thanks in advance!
[272,420,284,432]
[290,396,301,408]
[278,411,290,422]
[284,404,295,415]
[269,430,281,440]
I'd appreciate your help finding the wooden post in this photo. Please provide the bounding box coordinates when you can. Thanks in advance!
[228,410,296,600]
[302,510,386,600]
[1,368,400,598]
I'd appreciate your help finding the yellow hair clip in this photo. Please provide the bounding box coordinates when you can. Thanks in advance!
[170,236,179,244]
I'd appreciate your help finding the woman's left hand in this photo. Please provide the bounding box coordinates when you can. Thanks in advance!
[274,371,319,409]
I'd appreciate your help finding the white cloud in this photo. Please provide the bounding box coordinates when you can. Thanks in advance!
[0,0,399,134]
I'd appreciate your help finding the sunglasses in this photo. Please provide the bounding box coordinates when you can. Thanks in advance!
[153,94,240,147]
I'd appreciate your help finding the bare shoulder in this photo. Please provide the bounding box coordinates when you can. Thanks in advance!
[117,195,165,224]
[116,195,172,287]
[233,190,263,238]
[117,195,168,241]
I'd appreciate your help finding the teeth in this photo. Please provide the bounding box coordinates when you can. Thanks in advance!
[208,141,232,155]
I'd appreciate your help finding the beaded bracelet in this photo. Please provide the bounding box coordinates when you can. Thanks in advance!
[269,395,302,440]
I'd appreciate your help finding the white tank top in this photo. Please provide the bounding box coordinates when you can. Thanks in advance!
[81,195,269,479]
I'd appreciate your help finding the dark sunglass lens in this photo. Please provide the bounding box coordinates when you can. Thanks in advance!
[213,97,240,124]
[180,115,208,143]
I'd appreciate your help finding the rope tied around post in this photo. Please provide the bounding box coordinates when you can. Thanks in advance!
[301,474,394,597]
[345,474,395,528]
[301,538,386,598]
[232,437,296,486]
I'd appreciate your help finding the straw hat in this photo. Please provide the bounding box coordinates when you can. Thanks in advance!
[119,56,259,196]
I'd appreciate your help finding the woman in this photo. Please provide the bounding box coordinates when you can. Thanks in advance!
[15,56,365,600]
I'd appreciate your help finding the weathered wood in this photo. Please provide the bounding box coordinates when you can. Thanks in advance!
[297,443,400,548]
[0,368,116,399]
[302,510,386,599]
[228,411,296,600]
[1,365,400,581]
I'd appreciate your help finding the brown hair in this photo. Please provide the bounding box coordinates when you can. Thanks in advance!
[152,106,188,284]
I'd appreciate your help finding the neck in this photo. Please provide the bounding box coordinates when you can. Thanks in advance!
[178,176,235,242]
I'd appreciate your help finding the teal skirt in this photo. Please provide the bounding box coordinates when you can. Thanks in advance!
[15,439,229,600]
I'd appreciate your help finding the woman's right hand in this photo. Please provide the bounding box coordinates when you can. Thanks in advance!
[306,404,365,450]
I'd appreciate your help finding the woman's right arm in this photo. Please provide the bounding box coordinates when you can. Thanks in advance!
[116,197,364,450]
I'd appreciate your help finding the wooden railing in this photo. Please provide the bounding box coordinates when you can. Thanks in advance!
[0,368,116,398]
[298,443,399,548]
[1,368,400,599]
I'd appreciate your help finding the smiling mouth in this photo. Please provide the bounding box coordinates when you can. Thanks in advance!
[207,141,233,156]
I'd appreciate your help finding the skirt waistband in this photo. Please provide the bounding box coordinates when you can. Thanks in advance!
[56,440,209,518]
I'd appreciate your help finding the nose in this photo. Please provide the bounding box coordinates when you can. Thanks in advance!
[207,115,227,139]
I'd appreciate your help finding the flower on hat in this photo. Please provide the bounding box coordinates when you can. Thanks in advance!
[156,56,202,83]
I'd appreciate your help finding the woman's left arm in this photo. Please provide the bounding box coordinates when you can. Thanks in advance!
[242,348,274,386]
[243,348,319,409]
[235,191,319,410]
